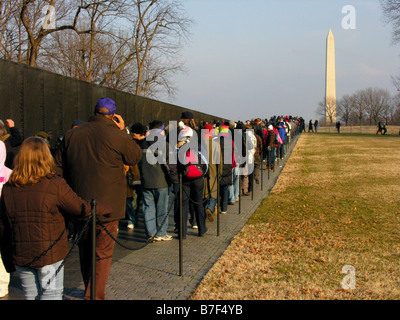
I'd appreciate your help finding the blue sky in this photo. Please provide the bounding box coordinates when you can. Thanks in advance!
[161,0,400,122]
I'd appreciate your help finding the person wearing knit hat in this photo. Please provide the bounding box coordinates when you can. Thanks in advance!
[35,131,51,147]
[180,111,197,132]
[173,120,208,239]
[180,111,194,120]
[131,122,148,137]
[177,124,193,144]
[218,122,230,133]
[204,124,213,131]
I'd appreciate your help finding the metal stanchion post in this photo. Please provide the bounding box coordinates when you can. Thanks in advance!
[238,174,241,214]
[90,199,97,301]
[273,148,276,172]
[261,160,266,191]
[251,171,254,201]
[179,175,183,276]
[261,159,264,191]
[217,170,220,237]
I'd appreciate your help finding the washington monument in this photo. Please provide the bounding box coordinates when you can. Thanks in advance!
[325,29,337,124]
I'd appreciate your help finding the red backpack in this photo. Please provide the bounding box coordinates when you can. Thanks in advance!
[182,149,207,179]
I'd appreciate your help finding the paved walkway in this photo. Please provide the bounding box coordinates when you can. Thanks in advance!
[2,134,300,301]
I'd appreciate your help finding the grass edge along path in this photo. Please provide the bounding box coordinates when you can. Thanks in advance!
[190,133,400,300]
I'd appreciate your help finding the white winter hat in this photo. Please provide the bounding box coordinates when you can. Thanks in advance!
[178,124,193,141]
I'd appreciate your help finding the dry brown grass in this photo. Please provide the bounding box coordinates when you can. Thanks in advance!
[190,133,400,300]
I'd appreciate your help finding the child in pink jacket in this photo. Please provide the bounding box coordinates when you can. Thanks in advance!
[0,140,12,298]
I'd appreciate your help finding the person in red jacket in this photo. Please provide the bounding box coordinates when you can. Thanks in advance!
[0,137,111,300]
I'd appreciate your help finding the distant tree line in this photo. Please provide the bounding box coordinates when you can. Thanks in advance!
[317,87,400,126]
[337,88,400,126]
[0,0,192,99]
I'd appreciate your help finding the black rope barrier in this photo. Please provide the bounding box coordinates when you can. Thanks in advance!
[26,124,301,300]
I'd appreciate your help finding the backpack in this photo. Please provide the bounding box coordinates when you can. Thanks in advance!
[181,148,208,179]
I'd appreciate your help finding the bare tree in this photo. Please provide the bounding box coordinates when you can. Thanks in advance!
[363,87,392,124]
[0,1,28,62]
[112,0,192,97]
[317,96,336,125]
[19,0,119,67]
[1,0,192,99]
[353,90,368,125]
[41,0,126,82]
[337,94,356,126]
[381,0,400,44]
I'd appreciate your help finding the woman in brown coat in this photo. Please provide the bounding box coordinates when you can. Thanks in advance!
[0,137,110,300]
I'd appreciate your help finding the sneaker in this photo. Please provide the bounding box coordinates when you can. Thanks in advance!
[154,235,173,241]
[127,222,134,229]
[221,211,227,214]
[192,225,198,229]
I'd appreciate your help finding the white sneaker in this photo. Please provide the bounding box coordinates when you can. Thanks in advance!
[162,235,173,241]
[127,222,134,229]
[154,235,173,241]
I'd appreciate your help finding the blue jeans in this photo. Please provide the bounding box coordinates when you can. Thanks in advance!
[228,166,239,202]
[267,148,275,166]
[125,197,135,225]
[205,197,217,213]
[15,260,64,300]
[280,141,286,158]
[142,187,169,237]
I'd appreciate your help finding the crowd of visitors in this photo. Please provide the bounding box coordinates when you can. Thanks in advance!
[0,97,302,300]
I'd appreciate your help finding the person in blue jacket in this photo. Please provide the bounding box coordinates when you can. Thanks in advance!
[278,122,287,159]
